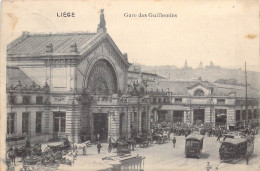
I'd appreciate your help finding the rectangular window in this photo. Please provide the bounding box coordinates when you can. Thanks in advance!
[242,110,246,120]
[53,112,66,133]
[153,98,156,103]
[36,112,42,133]
[254,109,257,119]
[236,110,240,121]
[175,98,182,104]
[7,113,15,134]
[217,99,225,105]
[248,110,252,119]
[9,95,16,104]
[23,96,30,104]
[158,98,161,103]
[22,112,29,134]
[36,96,43,104]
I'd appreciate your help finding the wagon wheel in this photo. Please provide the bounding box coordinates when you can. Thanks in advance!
[21,152,27,162]
[44,146,52,153]
[36,161,42,171]
[62,150,68,155]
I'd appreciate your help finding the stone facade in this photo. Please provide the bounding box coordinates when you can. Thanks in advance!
[148,79,259,129]
[6,10,150,145]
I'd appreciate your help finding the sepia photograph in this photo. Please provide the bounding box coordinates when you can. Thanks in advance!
[0,0,259,171]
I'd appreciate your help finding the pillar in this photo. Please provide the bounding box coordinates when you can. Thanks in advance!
[66,106,81,143]
[138,108,142,133]
[147,107,151,131]
[108,110,120,140]
[240,105,243,122]
[127,110,131,137]
[190,110,194,124]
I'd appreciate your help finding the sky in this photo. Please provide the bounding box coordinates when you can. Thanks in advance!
[1,0,259,71]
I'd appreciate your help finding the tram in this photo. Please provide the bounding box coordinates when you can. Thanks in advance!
[219,136,254,162]
[185,134,204,158]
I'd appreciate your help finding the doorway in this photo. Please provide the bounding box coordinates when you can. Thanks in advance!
[93,113,108,142]
[173,110,184,123]
[53,112,66,140]
[193,109,205,124]
[215,109,227,127]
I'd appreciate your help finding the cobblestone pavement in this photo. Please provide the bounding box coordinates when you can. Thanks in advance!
[8,134,260,171]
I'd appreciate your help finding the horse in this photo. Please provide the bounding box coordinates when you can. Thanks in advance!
[62,150,77,166]
[72,141,91,155]
[7,149,16,165]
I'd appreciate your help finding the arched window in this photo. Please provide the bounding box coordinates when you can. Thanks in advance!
[194,89,205,96]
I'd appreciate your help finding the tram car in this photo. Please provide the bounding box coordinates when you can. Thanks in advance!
[185,134,204,158]
[219,136,254,162]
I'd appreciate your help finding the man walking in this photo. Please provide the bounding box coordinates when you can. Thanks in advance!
[97,142,102,154]
[172,137,176,148]
[246,152,249,165]
[217,132,221,142]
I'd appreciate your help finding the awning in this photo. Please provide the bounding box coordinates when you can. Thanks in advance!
[159,105,186,111]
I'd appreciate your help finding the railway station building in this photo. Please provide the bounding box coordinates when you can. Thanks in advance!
[6,10,150,144]
[149,77,260,129]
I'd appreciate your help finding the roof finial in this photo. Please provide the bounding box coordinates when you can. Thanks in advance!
[97,9,107,33]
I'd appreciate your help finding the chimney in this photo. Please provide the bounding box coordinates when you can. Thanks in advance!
[70,43,78,53]
[46,43,53,52]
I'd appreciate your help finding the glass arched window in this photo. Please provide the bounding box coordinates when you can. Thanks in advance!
[194,89,205,96]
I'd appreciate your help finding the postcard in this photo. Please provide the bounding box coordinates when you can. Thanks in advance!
[0,0,259,171]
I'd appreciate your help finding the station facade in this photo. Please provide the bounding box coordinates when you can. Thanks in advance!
[149,77,259,129]
[6,10,150,144]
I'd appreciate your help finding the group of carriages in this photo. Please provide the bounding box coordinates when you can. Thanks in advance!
[6,139,78,171]
[107,128,170,156]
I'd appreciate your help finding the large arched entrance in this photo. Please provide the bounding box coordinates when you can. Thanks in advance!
[85,59,118,95]
[84,59,118,141]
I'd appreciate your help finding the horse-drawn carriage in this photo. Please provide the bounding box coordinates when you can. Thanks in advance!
[7,143,42,163]
[152,128,169,144]
[44,143,71,154]
[134,134,151,148]
[108,138,131,156]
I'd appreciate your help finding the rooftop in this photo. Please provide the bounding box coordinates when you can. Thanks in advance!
[147,79,259,98]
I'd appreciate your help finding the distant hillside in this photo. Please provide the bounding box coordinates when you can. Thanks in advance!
[138,64,260,89]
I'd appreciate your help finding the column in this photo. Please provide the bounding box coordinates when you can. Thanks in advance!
[138,108,142,133]
[127,109,131,137]
[205,107,211,123]
[183,111,187,123]
[109,110,120,140]
[154,110,158,122]
[190,110,194,124]
[66,105,81,143]
[240,105,243,122]
[147,107,151,131]
[43,107,51,135]
[30,110,36,136]
[16,110,22,134]
[227,108,235,127]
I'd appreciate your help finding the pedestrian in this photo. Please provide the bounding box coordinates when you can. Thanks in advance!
[172,137,176,148]
[63,135,70,147]
[25,137,31,148]
[97,141,102,154]
[97,133,100,141]
[246,153,249,165]
[131,139,135,151]
[217,133,221,141]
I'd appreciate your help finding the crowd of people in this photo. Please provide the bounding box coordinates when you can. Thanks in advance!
[151,121,258,139]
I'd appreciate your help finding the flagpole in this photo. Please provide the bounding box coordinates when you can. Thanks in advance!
[245,61,248,126]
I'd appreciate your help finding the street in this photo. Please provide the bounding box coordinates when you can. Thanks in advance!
[9,134,260,171]
[57,134,260,171]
